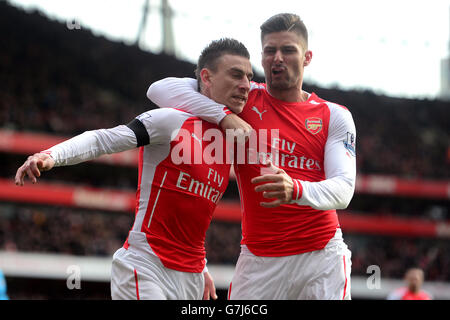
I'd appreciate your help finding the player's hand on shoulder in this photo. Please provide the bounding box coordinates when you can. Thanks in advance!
[15,152,55,186]
[220,113,253,144]
[251,160,294,208]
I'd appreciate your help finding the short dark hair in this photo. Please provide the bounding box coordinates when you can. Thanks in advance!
[260,13,308,47]
[195,38,250,90]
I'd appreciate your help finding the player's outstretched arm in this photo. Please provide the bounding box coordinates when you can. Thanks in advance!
[14,124,140,186]
[15,152,55,186]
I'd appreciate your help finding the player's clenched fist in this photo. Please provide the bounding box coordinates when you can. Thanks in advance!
[15,152,55,186]
[251,160,294,208]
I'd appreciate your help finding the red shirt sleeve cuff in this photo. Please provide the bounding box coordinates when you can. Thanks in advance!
[223,107,232,115]
[292,179,303,201]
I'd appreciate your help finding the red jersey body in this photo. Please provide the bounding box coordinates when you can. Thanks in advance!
[235,83,351,256]
[124,108,230,273]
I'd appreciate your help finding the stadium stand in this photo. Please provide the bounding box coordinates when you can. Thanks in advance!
[0,1,449,299]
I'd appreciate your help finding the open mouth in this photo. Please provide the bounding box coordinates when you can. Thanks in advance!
[271,66,285,76]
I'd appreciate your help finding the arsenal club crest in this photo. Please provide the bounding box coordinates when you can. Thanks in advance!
[305,117,323,135]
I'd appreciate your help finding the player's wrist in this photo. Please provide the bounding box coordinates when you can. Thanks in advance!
[202,258,209,273]
[39,150,54,160]
[39,149,52,156]
[39,149,57,167]
[218,108,233,126]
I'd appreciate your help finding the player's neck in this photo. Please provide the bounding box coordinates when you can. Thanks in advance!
[267,86,309,103]
[408,286,420,294]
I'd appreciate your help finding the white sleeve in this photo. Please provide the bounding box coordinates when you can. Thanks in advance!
[293,105,357,210]
[45,109,182,167]
[46,125,138,167]
[146,77,230,124]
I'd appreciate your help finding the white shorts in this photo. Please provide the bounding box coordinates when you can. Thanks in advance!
[110,247,204,300]
[228,229,352,300]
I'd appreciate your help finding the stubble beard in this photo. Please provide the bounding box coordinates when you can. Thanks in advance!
[268,73,299,91]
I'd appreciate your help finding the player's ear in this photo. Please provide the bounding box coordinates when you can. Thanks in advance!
[200,68,212,88]
[303,50,312,67]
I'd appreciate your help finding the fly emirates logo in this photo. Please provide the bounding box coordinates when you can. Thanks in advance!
[175,168,225,204]
[170,121,321,171]
[266,138,322,171]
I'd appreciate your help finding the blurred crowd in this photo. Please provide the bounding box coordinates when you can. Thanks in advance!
[0,204,131,256]
[0,2,194,136]
[0,1,449,298]
[345,234,450,282]
[1,2,448,179]
[0,203,449,282]
[312,88,450,180]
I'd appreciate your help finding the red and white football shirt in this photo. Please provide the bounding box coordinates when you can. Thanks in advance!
[123,109,230,272]
[234,83,355,256]
[47,108,231,273]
